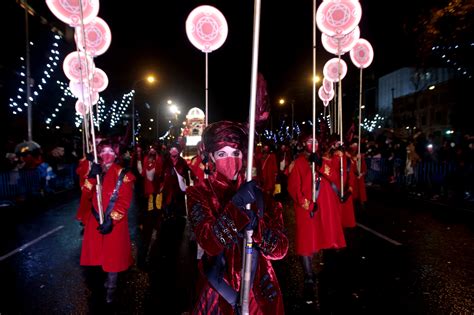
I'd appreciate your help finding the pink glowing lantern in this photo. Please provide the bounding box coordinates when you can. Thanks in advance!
[81,91,100,106]
[46,0,100,27]
[350,38,374,69]
[75,100,89,116]
[186,5,228,53]
[91,68,108,92]
[321,26,360,55]
[323,100,329,107]
[318,86,335,102]
[63,51,95,82]
[69,80,90,99]
[316,0,362,37]
[323,77,334,94]
[75,17,112,57]
[323,58,348,82]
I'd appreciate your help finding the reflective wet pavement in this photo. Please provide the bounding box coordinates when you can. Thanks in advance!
[0,188,473,314]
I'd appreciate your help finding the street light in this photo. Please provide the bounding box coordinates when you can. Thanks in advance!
[279,97,295,139]
[131,74,156,146]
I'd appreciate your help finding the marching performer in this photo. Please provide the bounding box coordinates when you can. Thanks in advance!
[287,134,346,300]
[349,140,367,208]
[79,139,135,303]
[187,121,288,314]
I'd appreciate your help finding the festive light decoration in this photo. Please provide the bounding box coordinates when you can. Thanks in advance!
[75,17,112,57]
[316,0,362,38]
[46,0,100,27]
[323,58,348,82]
[186,5,228,53]
[350,38,374,69]
[321,26,360,55]
[361,114,385,132]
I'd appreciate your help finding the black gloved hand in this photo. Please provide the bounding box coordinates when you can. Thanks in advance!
[308,153,322,166]
[97,215,113,234]
[86,152,94,162]
[88,162,102,178]
[231,180,259,208]
[309,203,318,218]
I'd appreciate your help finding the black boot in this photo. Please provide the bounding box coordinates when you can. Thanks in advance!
[104,272,118,304]
[301,256,316,303]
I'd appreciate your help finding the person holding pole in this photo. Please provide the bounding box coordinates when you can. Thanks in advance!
[79,139,135,304]
[187,121,288,314]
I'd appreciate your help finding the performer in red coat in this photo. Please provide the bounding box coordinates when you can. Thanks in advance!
[79,139,135,303]
[287,135,346,297]
[259,144,278,195]
[161,143,190,219]
[75,156,91,225]
[337,148,356,228]
[349,142,368,207]
[187,121,288,314]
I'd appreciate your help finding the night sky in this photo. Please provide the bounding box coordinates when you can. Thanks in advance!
[1,0,438,142]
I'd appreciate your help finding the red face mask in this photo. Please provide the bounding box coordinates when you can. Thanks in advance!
[215,157,242,180]
[100,147,116,165]
[305,139,318,153]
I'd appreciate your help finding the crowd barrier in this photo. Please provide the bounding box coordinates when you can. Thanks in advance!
[365,157,472,189]
[0,164,77,203]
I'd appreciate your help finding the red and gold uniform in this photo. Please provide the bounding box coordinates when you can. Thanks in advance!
[187,172,288,314]
[336,151,356,228]
[80,163,135,272]
[75,157,91,225]
[352,153,368,204]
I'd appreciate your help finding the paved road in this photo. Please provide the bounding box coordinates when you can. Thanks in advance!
[0,188,473,314]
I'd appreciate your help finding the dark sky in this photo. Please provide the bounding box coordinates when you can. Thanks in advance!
[1,0,435,134]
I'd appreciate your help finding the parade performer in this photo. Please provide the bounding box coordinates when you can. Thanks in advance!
[339,145,356,228]
[349,141,367,207]
[161,143,190,219]
[139,145,164,264]
[187,121,288,314]
[259,143,278,196]
[79,139,135,303]
[188,141,207,186]
[287,134,346,299]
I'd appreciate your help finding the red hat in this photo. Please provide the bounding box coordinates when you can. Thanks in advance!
[202,120,248,156]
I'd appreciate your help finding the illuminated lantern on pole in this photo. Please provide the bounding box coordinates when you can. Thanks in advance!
[318,85,334,102]
[316,0,362,37]
[75,17,112,57]
[350,38,374,172]
[323,77,333,94]
[63,51,95,82]
[46,0,100,27]
[321,26,360,55]
[91,68,109,92]
[186,5,228,125]
[350,38,374,69]
[75,100,89,116]
[323,58,347,82]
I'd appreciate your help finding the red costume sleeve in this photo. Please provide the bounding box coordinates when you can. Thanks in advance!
[187,185,250,257]
[287,157,314,210]
[253,194,288,260]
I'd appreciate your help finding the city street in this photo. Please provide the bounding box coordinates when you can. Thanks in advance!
[0,188,473,314]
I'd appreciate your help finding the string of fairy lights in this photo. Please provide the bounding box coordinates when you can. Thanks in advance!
[431,42,474,79]
[8,30,135,131]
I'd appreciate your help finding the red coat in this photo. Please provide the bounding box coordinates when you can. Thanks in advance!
[142,154,163,195]
[260,153,278,195]
[352,155,367,203]
[75,158,91,224]
[80,163,135,272]
[337,153,356,228]
[288,154,346,255]
[187,172,288,314]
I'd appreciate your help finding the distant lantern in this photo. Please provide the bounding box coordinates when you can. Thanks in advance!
[316,0,362,38]
[91,68,108,92]
[75,100,89,116]
[318,86,335,102]
[350,38,374,69]
[322,26,360,55]
[82,91,100,107]
[323,77,333,94]
[186,5,228,53]
[69,80,90,99]
[323,100,329,107]
[46,0,100,27]
[323,58,348,82]
[63,51,95,82]
[75,17,112,57]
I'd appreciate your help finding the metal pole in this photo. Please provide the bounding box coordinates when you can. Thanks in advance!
[241,0,261,313]
[337,52,344,200]
[132,92,136,147]
[205,52,209,126]
[291,100,294,139]
[312,0,317,203]
[358,67,363,173]
[24,3,33,142]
